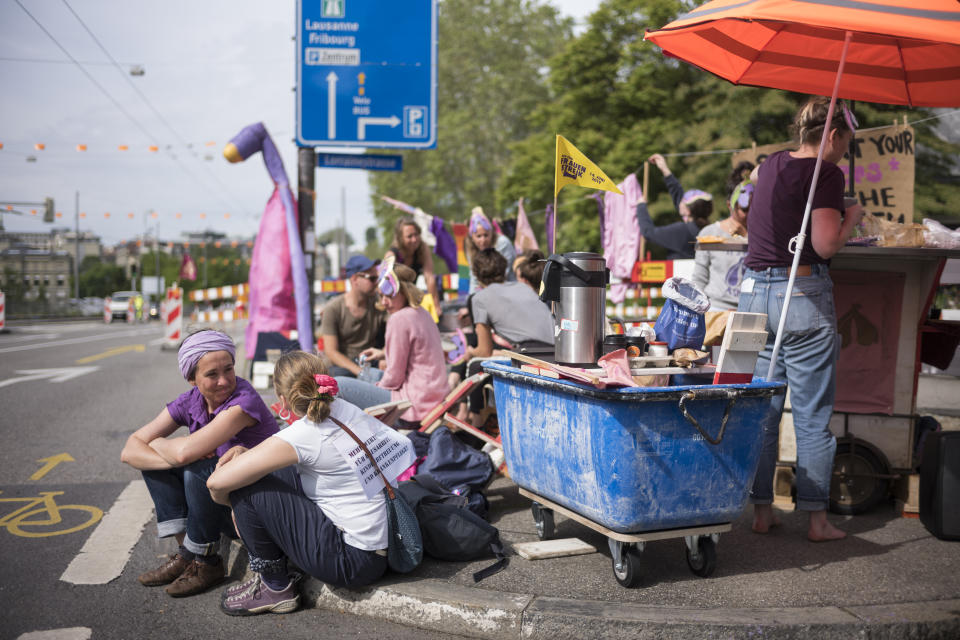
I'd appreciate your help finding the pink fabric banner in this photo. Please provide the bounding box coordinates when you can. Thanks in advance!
[832,270,904,415]
[245,188,298,358]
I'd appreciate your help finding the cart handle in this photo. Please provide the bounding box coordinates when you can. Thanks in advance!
[678,390,737,445]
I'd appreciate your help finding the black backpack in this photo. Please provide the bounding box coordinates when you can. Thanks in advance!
[396,474,508,582]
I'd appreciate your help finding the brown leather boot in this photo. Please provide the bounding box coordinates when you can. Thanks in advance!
[165,557,225,597]
[138,553,190,587]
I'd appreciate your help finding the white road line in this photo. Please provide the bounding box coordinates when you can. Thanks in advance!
[60,480,154,585]
[0,333,60,342]
[0,327,159,354]
[17,629,92,640]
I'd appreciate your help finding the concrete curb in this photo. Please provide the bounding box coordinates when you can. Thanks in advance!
[297,575,960,640]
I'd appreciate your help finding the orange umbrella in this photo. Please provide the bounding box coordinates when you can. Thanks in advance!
[646,0,960,378]
[644,0,960,107]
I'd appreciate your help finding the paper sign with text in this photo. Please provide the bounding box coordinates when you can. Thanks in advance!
[732,124,915,222]
[330,421,416,500]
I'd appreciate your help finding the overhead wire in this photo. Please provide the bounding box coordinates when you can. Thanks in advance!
[13,0,254,222]
[60,0,253,218]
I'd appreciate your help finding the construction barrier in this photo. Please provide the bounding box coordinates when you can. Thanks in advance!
[607,259,695,326]
[126,298,135,324]
[163,286,183,349]
[189,283,248,324]
[104,297,112,324]
[0,290,5,331]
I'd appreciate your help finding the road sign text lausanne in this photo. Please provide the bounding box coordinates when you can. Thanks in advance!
[297,0,437,149]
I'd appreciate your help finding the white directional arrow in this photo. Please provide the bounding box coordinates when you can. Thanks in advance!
[357,115,400,141]
[326,71,338,139]
[0,366,100,389]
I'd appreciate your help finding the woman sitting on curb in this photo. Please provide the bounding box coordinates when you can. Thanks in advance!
[120,329,278,597]
[208,351,405,615]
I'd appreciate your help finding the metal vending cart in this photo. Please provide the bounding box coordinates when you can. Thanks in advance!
[483,360,785,587]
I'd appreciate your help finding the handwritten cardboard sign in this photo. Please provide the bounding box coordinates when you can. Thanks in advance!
[732,123,915,222]
[330,421,416,500]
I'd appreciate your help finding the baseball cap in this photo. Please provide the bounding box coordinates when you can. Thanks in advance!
[344,255,380,277]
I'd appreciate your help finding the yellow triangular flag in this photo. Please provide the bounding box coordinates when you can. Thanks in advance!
[554,134,623,197]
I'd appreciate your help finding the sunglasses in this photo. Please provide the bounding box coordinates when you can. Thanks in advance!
[356,273,378,283]
[841,101,858,136]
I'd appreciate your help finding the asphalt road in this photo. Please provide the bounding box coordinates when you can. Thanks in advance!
[0,320,467,640]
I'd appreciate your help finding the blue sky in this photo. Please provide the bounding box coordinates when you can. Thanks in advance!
[0,0,601,247]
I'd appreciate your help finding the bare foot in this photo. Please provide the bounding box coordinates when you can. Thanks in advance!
[752,504,782,533]
[807,510,847,542]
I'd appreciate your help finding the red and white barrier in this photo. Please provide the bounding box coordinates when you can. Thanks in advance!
[163,287,183,348]
[0,290,5,331]
[104,297,112,324]
[126,298,136,324]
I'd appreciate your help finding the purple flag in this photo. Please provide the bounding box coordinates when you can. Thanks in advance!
[545,204,555,255]
[179,254,197,281]
[430,216,458,273]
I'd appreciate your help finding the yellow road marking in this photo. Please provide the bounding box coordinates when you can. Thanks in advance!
[75,344,145,364]
[30,453,75,480]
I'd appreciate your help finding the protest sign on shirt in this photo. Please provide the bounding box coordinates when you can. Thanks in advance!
[732,123,916,223]
[330,421,416,499]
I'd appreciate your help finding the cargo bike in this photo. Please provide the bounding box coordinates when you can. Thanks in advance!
[483,361,786,587]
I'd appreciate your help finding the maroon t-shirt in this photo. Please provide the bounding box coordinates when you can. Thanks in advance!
[745,150,846,269]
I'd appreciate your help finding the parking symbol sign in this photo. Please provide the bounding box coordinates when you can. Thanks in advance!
[404,106,427,138]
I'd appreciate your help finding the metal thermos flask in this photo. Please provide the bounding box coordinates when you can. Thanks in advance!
[539,252,609,367]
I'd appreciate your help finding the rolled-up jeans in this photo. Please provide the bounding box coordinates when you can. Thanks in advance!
[738,265,839,511]
[141,457,230,556]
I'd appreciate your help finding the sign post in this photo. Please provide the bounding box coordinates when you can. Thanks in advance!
[296,0,438,149]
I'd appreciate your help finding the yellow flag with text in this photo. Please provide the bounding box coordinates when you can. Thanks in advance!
[554,135,623,197]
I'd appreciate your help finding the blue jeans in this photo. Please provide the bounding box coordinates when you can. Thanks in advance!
[229,466,386,588]
[738,265,839,511]
[334,376,392,409]
[141,458,230,556]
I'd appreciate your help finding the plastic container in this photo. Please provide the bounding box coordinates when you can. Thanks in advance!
[602,334,626,355]
[483,361,785,532]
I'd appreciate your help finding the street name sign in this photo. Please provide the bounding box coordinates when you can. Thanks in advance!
[297,0,437,149]
[317,152,403,171]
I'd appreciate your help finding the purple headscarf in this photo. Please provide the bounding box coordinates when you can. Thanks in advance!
[178,330,236,380]
[469,207,493,235]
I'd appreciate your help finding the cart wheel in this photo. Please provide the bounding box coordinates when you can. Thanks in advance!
[830,440,889,515]
[685,536,717,578]
[530,503,555,540]
[612,546,643,588]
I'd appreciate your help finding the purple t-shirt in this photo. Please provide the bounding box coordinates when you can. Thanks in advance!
[745,150,845,269]
[166,377,278,457]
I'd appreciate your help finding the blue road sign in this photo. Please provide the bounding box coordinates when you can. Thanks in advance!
[316,152,403,171]
[296,0,437,149]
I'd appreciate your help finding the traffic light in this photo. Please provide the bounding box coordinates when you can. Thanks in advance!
[43,197,55,223]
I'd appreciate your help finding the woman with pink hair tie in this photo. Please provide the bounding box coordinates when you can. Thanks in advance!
[207,351,411,616]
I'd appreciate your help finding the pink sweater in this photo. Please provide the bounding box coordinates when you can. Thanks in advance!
[378,305,450,421]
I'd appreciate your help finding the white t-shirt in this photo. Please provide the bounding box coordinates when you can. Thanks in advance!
[273,399,388,550]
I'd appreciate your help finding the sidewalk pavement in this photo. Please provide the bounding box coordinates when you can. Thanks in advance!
[225,472,956,640]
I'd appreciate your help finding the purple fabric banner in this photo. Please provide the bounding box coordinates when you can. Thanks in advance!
[430,217,458,273]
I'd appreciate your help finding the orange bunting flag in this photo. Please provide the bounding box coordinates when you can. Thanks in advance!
[76,144,87,152]
[118,145,128,151]
[55,212,62,218]
[104,213,111,218]
[199,213,206,220]
[148,145,158,152]
[80,212,86,219]
[35,143,45,150]
[175,212,182,219]
[30,209,37,215]
[127,213,134,219]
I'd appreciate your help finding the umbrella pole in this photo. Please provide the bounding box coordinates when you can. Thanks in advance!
[766,30,852,381]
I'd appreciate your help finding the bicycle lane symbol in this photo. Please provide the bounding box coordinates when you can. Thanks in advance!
[0,452,104,538]
[0,490,103,538]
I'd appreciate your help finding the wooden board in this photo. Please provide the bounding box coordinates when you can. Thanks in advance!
[512,538,597,560]
[502,350,601,386]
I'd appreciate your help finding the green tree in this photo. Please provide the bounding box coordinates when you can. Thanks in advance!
[78,256,127,297]
[369,0,572,235]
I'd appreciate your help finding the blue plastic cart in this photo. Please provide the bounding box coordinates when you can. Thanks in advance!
[483,361,786,587]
